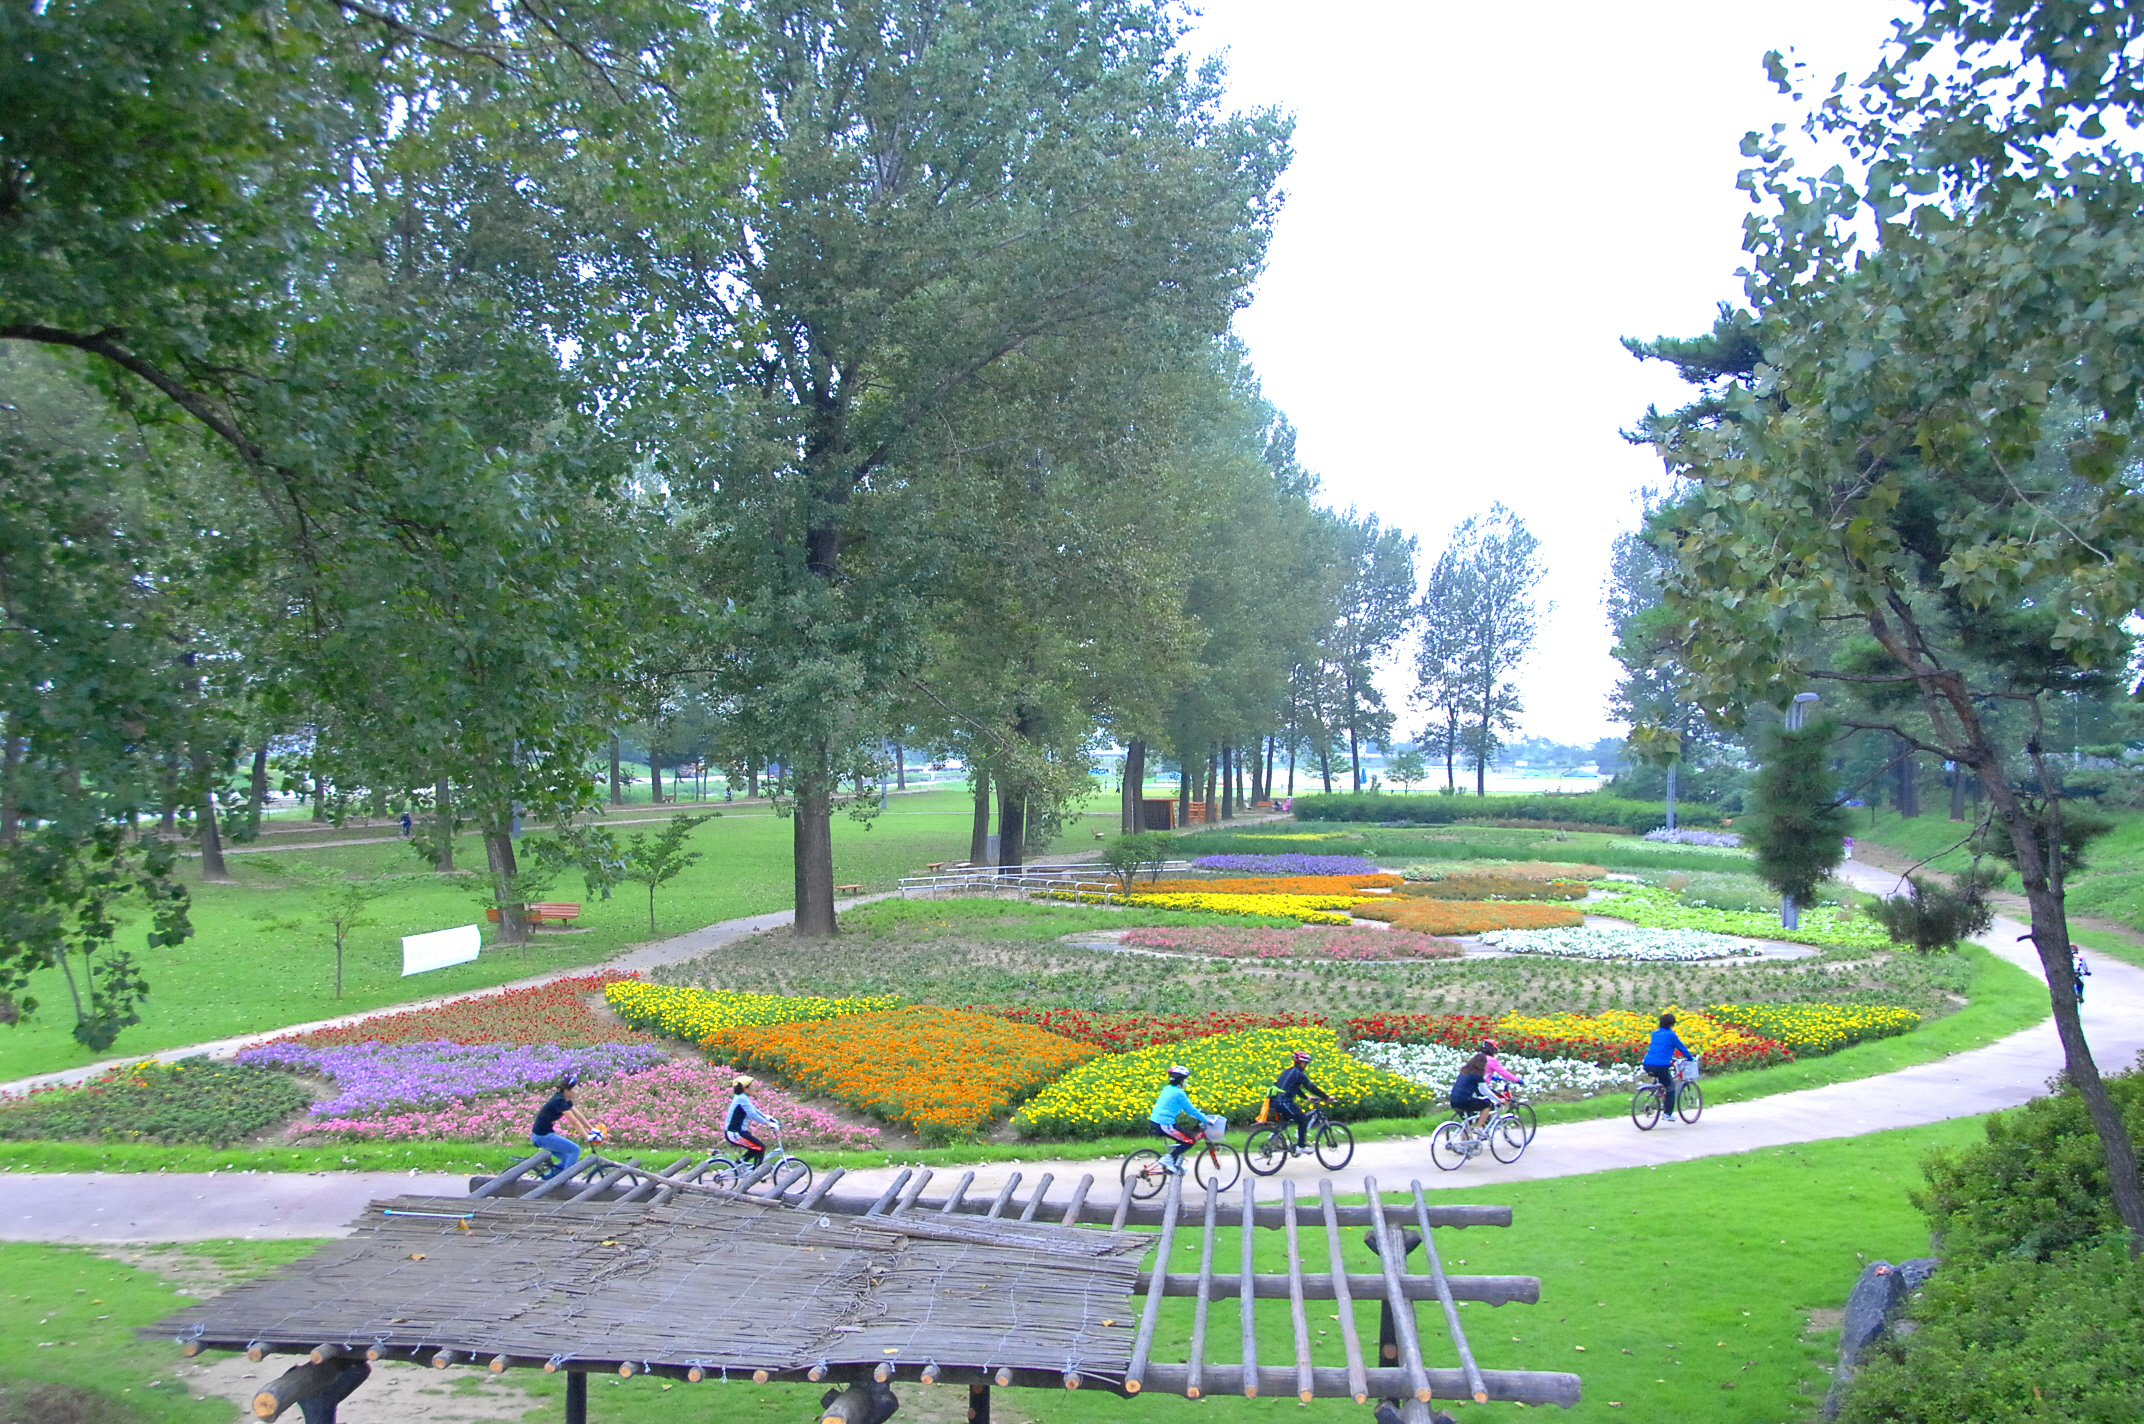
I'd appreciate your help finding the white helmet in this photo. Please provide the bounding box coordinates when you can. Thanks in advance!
[1167,1064,1191,1080]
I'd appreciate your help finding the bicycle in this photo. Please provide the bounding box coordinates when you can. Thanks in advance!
[1245,1103,1356,1176]
[1123,1118,1242,1200]
[1488,1079,1537,1145]
[1428,1103,1528,1171]
[699,1123,814,1198]
[1630,1059,1703,1131]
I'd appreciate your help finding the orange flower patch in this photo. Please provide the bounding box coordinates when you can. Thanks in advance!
[706,1007,1097,1145]
[1351,899,1586,935]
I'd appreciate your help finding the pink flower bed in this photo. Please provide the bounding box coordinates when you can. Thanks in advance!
[1120,925,1462,960]
[290,1059,882,1150]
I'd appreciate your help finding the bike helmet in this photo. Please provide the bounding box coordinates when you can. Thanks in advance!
[1167,1064,1191,1081]
[1292,1050,1313,1064]
[733,1075,755,1092]
[1479,1039,1499,1054]
[559,1071,581,1089]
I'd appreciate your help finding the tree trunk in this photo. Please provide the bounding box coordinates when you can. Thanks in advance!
[1204,744,1219,824]
[1665,761,1678,832]
[894,743,907,791]
[1950,761,1966,821]
[609,734,623,806]
[1178,752,1192,824]
[434,777,455,872]
[793,762,837,938]
[195,757,233,883]
[650,756,662,806]
[1287,738,1297,796]
[245,743,269,840]
[1474,728,1488,797]
[970,769,993,865]
[1220,744,1235,820]
[1,731,20,841]
[996,779,1026,872]
[1892,739,1920,818]
[1348,723,1363,792]
[748,761,760,798]
[1127,740,1146,829]
[1317,738,1333,793]
[485,829,530,944]
[311,772,327,822]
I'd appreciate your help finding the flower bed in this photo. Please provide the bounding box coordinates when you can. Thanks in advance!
[1475,926,1757,962]
[708,1007,1096,1144]
[1101,891,1360,925]
[606,982,902,1043]
[237,1040,670,1117]
[270,972,652,1048]
[975,1008,1331,1052]
[1592,882,1891,949]
[1706,1002,1921,1054]
[0,1059,312,1148]
[1402,860,1606,882]
[1190,854,1385,876]
[1131,874,1404,895]
[1342,1010,1789,1071]
[1350,1041,1643,1097]
[1401,874,1589,902]
[291,1059,883,1149]
[1644,827,1743,847]
[1117,925,1462,960]
[1014,1025,1433,1138]
[1350,899,1586,935]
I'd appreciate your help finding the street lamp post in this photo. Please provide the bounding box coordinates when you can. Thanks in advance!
[1780,692,1821,929]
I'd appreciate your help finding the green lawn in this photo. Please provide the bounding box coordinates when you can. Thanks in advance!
[1,788,1115,1082]
[0,1118,1983,1424]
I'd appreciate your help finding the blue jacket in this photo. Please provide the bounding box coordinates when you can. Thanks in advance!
[1642,1027,1693,1068]
[1151,1083,1199,1127]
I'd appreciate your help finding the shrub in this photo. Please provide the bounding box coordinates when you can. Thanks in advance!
[1014,1025,1433,1138]
[605,982,901,1042]
[1865,871,1997,952]
[1350,899,1585,934]
[1289,791,1724,829]
[708,1007,1095,1145]
[976,1007,1331,1052]
[1400,874,1589,901]
[0,1058,311,1147]
[271,972,653,1047]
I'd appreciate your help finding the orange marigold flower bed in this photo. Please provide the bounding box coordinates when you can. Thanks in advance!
[1350,900,1586,935]
[972,1007,1330,1053]
[706,1007,1096,1145]
[265,973,651,1048]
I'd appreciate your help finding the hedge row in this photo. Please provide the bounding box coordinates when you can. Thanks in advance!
[1288,791,1724,830]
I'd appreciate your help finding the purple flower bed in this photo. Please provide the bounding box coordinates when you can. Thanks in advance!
[1191,853,1384,876]
[236,1040,670,1118]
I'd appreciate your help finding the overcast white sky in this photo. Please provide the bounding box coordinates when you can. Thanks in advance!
[1180,0,1912,747]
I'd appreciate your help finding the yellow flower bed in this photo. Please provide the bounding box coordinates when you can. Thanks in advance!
[1040,889,1359,924]
[1705,1002,1921,1055]
[1014,1025,1434,1139]
[604,982,900,1043]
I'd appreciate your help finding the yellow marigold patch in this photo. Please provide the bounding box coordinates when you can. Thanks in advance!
[1705,1003,1920,1055]
[604,982,900,1043]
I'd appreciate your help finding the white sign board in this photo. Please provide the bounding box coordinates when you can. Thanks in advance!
[402,924,481,976]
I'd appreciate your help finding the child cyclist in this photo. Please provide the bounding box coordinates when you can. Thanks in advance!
[1149,1064,1206,1175]
[531,1071,596,1180]
[1271,1049,1333,1154]
[725,1075,779,1167]
[1448,1039,1523,1131]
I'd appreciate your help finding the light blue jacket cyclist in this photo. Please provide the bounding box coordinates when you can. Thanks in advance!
[1149,1065,1204,1173]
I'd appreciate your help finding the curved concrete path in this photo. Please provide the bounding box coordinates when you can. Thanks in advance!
[7,863,2143,1240]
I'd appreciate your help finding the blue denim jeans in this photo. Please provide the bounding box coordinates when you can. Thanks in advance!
[532,1132,580,1179]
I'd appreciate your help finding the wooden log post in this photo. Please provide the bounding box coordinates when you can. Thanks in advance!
[818,1380,899,1424]
[565,1371,586,1424]
[1364,1224,1424,1365]
[967,1382,991,1424]
[251,1358,369,1422]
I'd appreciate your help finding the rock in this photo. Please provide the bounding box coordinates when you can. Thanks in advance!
[1822,1260,1916,1418]
[1898,1257,1938,1292]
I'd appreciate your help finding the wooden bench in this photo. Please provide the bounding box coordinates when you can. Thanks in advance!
[835,883,865,895]
[485,902,584,926]
[926,861,953,871]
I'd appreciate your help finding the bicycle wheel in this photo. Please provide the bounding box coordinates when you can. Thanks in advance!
[1428,1120,1468,1172]
[1631,1087,1662,1132]
[1675,1082,1704,1124]
[1246,1125,1293,1177]
[697,1155,739,1188]
[771,1157,813,1197]
[1194,1142,1242,1195]
[1509,1101,1539,1144]
[1122,1148,1169,1200]
[1491,1114,1528,1164]
[1313,1121,1355,1171]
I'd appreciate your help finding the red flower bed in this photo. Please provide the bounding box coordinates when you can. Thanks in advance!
[266,973,652,1048]
[1344,1013,1499,1049]
[973,1007,1331,1053]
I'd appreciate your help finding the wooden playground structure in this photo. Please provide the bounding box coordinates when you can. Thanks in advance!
[154,1150,1582,1423]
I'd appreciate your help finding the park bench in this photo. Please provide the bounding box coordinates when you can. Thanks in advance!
[835,883,865,894]
[484,902,584,927]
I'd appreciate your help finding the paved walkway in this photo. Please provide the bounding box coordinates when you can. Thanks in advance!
[8,859,2141,1241]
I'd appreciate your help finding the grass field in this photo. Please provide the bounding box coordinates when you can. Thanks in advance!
[0,1117,1983,1424]
[0,788,1115,1083]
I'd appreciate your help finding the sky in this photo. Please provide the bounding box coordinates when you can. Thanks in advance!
[1180,0,1913,747]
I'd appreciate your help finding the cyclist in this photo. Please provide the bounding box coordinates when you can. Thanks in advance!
[725,1075,778,1169]
[531,1071,594,1180]
[1271,1049,1334,1154]
[1149,1064,1205,1175]
[2075,950,2092,1004]
[1642,1013,1696,1119]
[1449,1039,1521,1132]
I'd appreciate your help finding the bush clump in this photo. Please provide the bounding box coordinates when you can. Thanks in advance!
[0,1058,311,1146]
[1289,791,1723,829]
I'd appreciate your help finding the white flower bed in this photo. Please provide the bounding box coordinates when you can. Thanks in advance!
[1351,1041,1641,1096]
[1643,827,1743,847]
[1476,926,1756,961]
